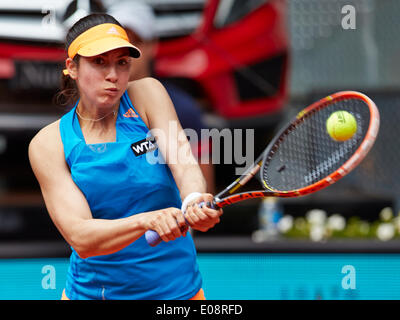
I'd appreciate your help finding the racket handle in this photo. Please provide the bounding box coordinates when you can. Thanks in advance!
[198,201,216,209]
[145,222,189,247]
[145,201,216,247]
[145,229,163,247]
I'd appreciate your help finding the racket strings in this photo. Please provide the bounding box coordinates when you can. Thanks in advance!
[262,98,370,191]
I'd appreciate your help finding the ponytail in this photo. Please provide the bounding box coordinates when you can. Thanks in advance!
[54,58,79,107]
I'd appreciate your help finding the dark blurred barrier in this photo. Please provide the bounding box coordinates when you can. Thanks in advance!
[194,236,400,253]
[3,235,400,258]
[0,241,70,258]
[0,203,61,242]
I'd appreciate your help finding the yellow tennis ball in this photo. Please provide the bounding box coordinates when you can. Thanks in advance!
[326,111,357,141]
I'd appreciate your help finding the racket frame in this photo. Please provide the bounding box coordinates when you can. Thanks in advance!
[213,91,380,208]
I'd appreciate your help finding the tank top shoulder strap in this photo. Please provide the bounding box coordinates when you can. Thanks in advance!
[118,90,149,137]
[119,90,144,121]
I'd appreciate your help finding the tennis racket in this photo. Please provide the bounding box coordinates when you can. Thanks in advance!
[146,91,380,246]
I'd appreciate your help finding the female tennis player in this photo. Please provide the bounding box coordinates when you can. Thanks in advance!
[28,13,222,300]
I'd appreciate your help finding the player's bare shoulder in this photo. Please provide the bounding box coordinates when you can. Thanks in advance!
[127,77,167,126]
[127,77,175,126]
[28,119,65,170]
[128,77,168,105]
[129,77,164,92]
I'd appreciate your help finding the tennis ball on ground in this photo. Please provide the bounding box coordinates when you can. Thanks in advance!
[326,111,357,141]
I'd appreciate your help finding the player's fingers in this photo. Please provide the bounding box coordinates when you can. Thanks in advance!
[181,224,189,237]
[157,222,173,242]
[183,206,195,226]
[200,204,222,219]
[148,211,170,242]
[175,209,187,229]
[169,209,185,239]
[199,193,213,200]
[156,208,181,241]
[195,193,214,206]
[202,207,221,226]
[189,205,215,230]
[192,203,209,223]
[176,213,189,236]
[185,205,201,225]
[199,205,222,230]
[166,218,182,239]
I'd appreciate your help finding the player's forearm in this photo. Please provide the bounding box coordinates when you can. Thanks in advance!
[69,214,147,259]
[173,163,207,200]
[162,126,207,199]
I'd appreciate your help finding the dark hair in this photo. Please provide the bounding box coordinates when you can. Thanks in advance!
[54,13,122,107]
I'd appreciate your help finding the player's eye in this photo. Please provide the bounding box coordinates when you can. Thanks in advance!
[118,58,129,66]
[93,57,105,65]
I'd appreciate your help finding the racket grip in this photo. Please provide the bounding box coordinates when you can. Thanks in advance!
[198,201,216,209]
[145,201,216,247]
[145,229,162,247]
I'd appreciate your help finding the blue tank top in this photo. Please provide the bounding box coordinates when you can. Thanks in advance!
[59,91,202,300]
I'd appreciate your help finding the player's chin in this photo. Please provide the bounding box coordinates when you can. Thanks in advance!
[98,94,122,106]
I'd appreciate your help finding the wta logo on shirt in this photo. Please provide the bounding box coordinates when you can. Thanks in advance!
[131,136,157,156]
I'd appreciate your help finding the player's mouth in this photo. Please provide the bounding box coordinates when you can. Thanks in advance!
[105,88,119,95]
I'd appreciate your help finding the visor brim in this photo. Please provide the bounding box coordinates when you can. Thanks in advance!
[77,37,141,58]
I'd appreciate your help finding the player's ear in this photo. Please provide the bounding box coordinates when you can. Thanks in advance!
[65,57,78,80]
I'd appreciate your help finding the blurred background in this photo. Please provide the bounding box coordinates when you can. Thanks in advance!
[0,0,399,299]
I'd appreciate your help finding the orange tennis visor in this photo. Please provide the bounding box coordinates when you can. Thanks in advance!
[67,23,141,59]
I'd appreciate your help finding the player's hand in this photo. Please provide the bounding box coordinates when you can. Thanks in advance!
[184,193,223,232]
[141,207,187,242]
